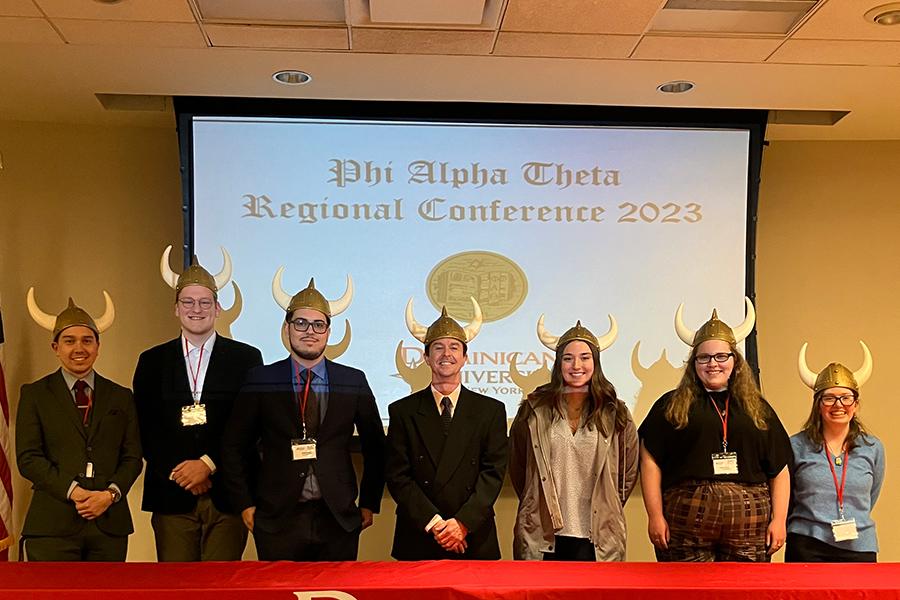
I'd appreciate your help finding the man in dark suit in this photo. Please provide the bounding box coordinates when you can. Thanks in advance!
[17,290,142,561]
[222,275,385,561]
[133,248,263,561]
[386,299,508,560]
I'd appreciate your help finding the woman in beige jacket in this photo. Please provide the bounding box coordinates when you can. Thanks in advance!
[509,317,638,561]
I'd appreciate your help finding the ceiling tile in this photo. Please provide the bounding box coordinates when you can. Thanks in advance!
[0,16,63,43]
[351,28,493,54]
[347,0,504,29]
[792,0,900,41]
[633,35,782,62]
[196,0,345,24]
[502,0,662,34]
[34,0,195,22]
[54,19,207,47]
[206,24,348,50]
[768,39,900,66]
[494,32,637,58]
[0,0,42,17]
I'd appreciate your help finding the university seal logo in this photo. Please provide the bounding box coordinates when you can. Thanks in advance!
[426,251,527,323]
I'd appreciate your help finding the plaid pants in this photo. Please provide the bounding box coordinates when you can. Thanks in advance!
[656,480,771,562]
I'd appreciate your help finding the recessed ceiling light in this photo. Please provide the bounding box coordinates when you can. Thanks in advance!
[657,80,694,94]
[865,3,900,25]
[273,70,312,86]
[93,0,125,4]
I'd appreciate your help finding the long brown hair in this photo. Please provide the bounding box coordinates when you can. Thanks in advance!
[526,340,629,436]
[664,342,769,430]
[801,390,871,451]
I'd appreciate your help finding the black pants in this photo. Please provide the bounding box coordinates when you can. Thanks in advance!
[785,532,876,563]
[254,500,360,561]
[543,535,596,561]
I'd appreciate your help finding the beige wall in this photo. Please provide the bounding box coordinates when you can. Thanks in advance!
[1,122,898,562]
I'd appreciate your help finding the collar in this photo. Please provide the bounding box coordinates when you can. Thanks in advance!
[293,357,328,382]
[182,331,217,356]
[430,384,461,407]
[61,368,96,391]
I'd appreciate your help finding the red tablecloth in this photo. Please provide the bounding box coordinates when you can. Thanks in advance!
[1,560,899,599]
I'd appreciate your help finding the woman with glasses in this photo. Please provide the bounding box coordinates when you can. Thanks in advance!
[638,299,791,562]
[509,317,638,561]
[786,342,883,562]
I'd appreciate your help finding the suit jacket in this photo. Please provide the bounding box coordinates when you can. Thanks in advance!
[133,335,263,515]
[385,385,508,560]
[221,357,386,533]
[16,369,143,538]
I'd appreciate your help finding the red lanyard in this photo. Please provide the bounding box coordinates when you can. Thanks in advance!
[184,337,205,404]
[709,394,730,451]
[293,362,313,436]
[825,445,848,518]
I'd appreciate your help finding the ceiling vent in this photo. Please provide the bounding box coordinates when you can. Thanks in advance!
[367,0,487,25]
[649,0,820,35]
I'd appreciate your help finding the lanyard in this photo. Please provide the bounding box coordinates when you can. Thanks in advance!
[709,394,730,452]
[184,337,205,405]
[825,445,849,519]
[293,362,313,438]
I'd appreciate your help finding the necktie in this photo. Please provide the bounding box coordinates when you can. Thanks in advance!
[440,396,452,434]
[74,380,91,426]
[303,369,319,439]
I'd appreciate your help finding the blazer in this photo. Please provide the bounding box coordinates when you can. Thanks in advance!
[385,385,508,560]
[221,357,386,534]
[16,369,143,538]
[133,335,263,515]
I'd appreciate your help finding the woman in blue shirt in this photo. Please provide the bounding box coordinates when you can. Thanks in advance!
[787,341,884,562]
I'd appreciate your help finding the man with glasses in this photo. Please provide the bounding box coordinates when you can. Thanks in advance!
[133,250,262,561]
[222,277,385,561]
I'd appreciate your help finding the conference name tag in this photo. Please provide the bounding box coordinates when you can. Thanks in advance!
[711,452,739,475]
[291,438,317,461]
[831,518,859,542]
[181,404,207,427]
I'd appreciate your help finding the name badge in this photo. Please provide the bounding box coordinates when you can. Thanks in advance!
[711,452,739,475]
[85,462,94,478]
[832,518,859,542]
[181,404,207,427]
[291,438,317,461]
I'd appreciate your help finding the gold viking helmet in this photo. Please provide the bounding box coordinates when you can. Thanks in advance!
[26,287,115,340]
[675,297,755,347]
[536,315,618,352]
[798,341,873,394]
[271,267,353,318]
[160,244,232,296]
[405,297,483,346]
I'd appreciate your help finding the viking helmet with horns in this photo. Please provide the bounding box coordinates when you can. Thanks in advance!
[537,315,618,352]
[272,267,353,319]
[27,287,115,340]
[160,245,232,297]
[405,298,483,346]
[798,341,872,394]
[675,297,755,347]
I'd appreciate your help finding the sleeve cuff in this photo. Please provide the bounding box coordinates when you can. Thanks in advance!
[425,514,443,533]
[67,481,78,499]
[199,454,217,474]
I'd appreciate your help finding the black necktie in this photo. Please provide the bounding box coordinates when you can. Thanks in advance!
[74,380,91,426]
[303,369,319,439]
[440,396,452,434]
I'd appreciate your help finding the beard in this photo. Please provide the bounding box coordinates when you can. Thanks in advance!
[291,340,325,361]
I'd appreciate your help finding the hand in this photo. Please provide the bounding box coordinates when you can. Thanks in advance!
[766,519,786,555]
[242,506,256,532]
[189,479,213,496]
[648,514,670,550]
[433,518,468,552]
[70,485,91,503]
[170,459,212,492]
[74,490,113,520]
[360,508,374,530]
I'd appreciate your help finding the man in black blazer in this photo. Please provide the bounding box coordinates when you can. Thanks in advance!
[222,276,385,561]
[133,249,263,561]
[17,291,142,561]
[386,299,508,560]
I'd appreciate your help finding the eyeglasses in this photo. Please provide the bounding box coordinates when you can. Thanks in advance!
[178,298,215,310]
[819,394,857,407]
[695,353,734,364]
[289,318,328,334]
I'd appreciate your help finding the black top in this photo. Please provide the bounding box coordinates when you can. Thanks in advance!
[639,390,791,491]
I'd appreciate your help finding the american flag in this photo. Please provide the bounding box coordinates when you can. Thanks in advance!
[0,297,13,560]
